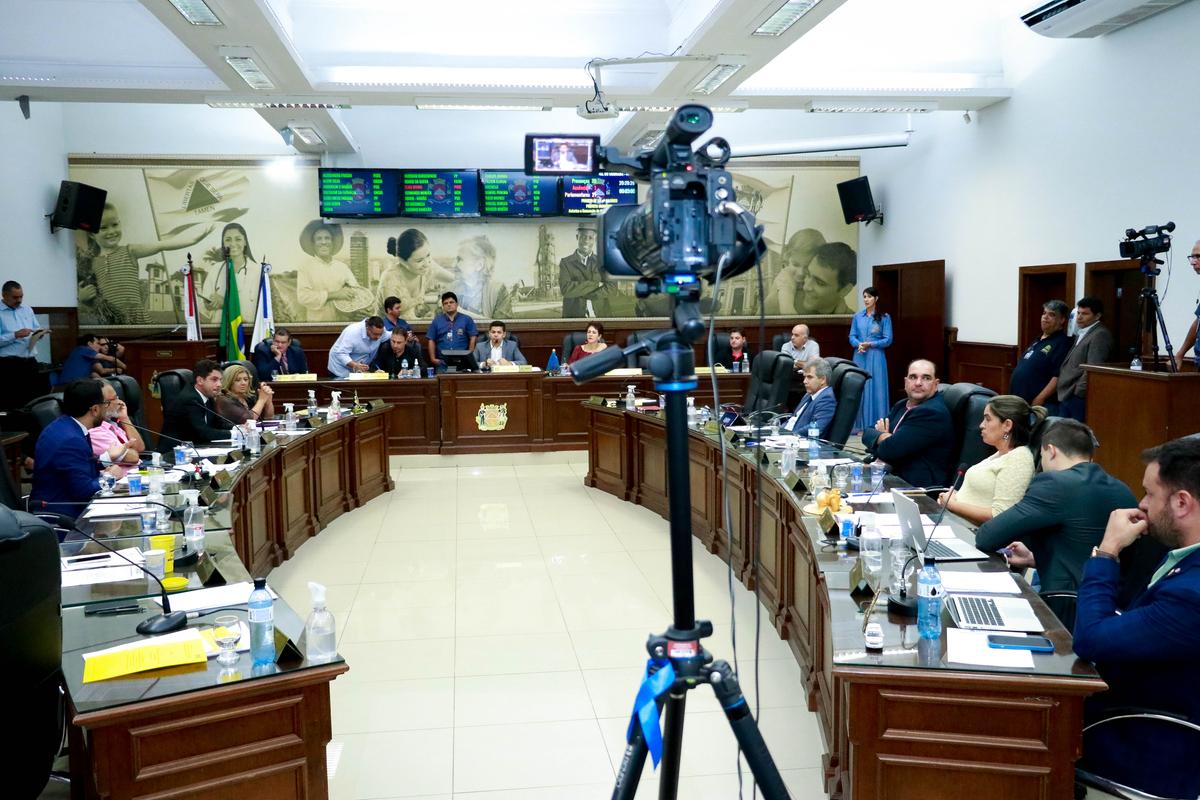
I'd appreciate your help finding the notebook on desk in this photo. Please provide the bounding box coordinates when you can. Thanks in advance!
[890,489,989,563]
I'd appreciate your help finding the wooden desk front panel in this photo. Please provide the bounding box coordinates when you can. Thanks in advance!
[268,380,440,455]
[234,450,281,576]
[749,479,786,631]
[632,415,669,518]
[313,426,350,526]
[439,373,544,453]
[687,434,717,549]
[277,438,317,559]
[350,411,393,505]
[586,405,631,498]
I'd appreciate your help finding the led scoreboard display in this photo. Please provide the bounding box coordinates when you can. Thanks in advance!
[401,170,480,217]
[479,171,559,217]
[318,168,398,218]
[561,172,638,216]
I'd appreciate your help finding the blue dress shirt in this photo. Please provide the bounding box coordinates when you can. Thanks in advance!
[0,301,38,358]
[328,320,383,378]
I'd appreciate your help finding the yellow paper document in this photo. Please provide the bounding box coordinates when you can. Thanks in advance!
[82,632,208,683]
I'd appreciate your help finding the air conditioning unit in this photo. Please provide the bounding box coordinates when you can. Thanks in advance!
[1021,0,1187,37]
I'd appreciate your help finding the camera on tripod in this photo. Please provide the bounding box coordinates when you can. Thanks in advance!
[1120,220,1175,268]
[525,105,764,295]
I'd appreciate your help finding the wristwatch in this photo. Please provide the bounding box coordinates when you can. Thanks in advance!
[1090,546,1119,562]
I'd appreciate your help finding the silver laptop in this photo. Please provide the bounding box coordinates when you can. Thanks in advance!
[890,490,990,562]
[945,594,1045,633]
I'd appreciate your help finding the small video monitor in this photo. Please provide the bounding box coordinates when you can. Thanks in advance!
[525,134,600,175]
[440,349,480,373]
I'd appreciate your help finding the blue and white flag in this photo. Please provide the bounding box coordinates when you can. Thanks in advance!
[250,260,275,348]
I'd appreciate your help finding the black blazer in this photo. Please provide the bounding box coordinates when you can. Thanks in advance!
[251,340,308,380]
[160,388,233,453]
[861,394,954,488]
[371,341,426,375]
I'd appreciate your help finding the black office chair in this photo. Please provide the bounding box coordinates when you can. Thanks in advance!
[1076,709,1200,799]
[562,331,588,360]
[22,393,64,444]
[742,351,794,415]
[825,360,870,447]
[0,506,66,798]
[707,335,732,368]
[1029,415,1066,471]
[1038,589,1078,631]
[771,332,789,352]
[625,330,663,369]
[107,374,146,429]
[505,333,521,350]
[220,359,258,387]
[941,382,997,470]
[153,368,194,413]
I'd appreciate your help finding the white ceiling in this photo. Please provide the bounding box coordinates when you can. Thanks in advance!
[1,0,1037,153]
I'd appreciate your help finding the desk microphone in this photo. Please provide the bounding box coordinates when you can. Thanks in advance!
[887,463,967,618]
[37,509,188,635]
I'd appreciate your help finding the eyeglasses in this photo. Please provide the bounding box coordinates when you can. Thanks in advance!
[1188,254,1200,261]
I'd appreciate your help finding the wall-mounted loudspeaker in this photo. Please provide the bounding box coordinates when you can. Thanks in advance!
[836,176,882,225]
[49,181,107,233]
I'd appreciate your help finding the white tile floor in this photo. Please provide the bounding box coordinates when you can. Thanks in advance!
[265,451,826,800]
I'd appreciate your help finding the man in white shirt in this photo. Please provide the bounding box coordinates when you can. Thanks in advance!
[780,323,820,368]
[328,316,385,378]
[472,321,527,368]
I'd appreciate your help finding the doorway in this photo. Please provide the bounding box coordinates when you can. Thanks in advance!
[1085,259,1147,364]
[1018,264,1075,347]
[872,260,946,399]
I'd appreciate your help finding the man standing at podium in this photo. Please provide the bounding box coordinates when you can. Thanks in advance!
[1174,239,1200,371]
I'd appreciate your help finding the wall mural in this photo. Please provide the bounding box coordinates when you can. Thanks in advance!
[69,157,860,327]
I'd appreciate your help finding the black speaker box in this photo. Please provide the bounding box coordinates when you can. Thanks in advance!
[50,180,107,233]
[836,176,877,224]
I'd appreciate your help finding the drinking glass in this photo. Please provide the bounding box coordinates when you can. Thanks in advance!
[99,473,116,496]
[213,614,242,666]
[832,464,851,492]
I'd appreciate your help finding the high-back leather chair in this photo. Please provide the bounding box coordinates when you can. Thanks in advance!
[107,374,145,428]
[1029,415,1065,471]
[624,330,663,369]
[22,393,63,443]
[219,360,258,388]
[0,506,64,798]
[562,331,588,360]
[941,382,998,470]
[742,351,793,415]
[825,360,871,447]
[771,332,789,352]
[153,369,194,414]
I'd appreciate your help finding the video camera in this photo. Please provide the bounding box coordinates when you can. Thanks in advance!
[525,104,765,292]
[1120,220,1175,264]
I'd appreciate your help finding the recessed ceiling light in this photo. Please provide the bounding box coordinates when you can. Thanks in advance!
[692,64,744,96]
[415,97,552,111]
[807,100,937,113]
[753,1,821,36]
[219,47,275,90]
[206,96,350,109]
[167,0,222,26]
[288,126,325,146]
[0,75,56,82]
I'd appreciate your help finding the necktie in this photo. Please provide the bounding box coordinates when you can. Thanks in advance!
[278,355,287,375]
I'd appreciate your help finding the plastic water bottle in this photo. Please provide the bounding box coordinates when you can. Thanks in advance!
[547,349,560,374]
[781,441,797,475]
[625,385,637,412]
[401,358,409,378]
[860,522,883,581]
[917,563,944,639]
[685,396,697,427]
[807,421,820,447]
[248,577,276,666]
[850,462,864,492]
[306,390,317,417]
[305,581,337,664]
[1130,357,1143,371]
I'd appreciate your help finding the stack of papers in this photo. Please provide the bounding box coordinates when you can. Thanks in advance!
[150,581,276,613]
[81,628,208,682]
[61,565,144,588]
[82,502,154,520]
[946,628,1034,669]
[939,571,1021,595]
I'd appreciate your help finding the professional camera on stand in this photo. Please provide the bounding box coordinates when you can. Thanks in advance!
[1119,221,1177,371]
[525,106,788,800]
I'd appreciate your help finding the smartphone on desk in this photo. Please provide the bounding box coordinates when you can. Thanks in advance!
[987,634,1054,652]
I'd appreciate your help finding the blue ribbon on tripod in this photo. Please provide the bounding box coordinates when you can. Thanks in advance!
[625,658,676,767]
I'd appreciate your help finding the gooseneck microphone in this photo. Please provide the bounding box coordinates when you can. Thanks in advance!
[887,463,968,618]
[38,505,188,635]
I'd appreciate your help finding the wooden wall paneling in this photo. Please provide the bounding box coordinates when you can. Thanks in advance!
[122,338,217,432]
[1018,263,1076,347]
[871,260,947,400]
[38,305,78,364]
[949,337,1020,393]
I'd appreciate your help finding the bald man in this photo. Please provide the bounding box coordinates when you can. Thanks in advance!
[861,358,955,488]
[781,323,820,368]
[1175,239,1200,371]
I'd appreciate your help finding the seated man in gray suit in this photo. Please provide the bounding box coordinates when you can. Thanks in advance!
[784,357,837,438]
[472,320,527,368]
[1055,296,1114,422]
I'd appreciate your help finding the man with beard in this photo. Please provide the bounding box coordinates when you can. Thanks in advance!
[1072,436,1200,798]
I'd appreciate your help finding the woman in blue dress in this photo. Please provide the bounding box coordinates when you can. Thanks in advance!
[850,286,892,433]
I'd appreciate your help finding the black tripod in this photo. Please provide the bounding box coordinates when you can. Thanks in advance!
[575,292,789,800]
[1133,255,1177,372]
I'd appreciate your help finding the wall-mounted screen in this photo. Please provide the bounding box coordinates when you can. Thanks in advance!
[318,168,399,218]
[480,170,560,217]
[401,169,480,217]
[561,172,638,216]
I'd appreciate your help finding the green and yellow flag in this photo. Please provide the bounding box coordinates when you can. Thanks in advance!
[218,256,245,360]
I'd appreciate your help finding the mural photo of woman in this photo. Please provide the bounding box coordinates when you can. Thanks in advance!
[452,235,499,319]
[296,220,365,322]
[80,202,213,325]
[379,228,452,319]
[199,222,260,323]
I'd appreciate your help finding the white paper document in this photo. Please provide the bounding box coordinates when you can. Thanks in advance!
[61,565,144,587]
[61,548,144,571]
[194,446,235,457]
[946,628,1034,669]
[876,524,956,540]
[940,571,1022,595]
[152,581,277,613]
[82,502,153,519]
[808,458,855,467]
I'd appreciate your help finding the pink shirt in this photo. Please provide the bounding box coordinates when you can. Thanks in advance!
[89,420,134,475]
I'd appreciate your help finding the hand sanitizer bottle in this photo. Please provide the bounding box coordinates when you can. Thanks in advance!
[625,385,637,411]
[305,581,337,663]
[329,391,342,419]
[306,389,317,417]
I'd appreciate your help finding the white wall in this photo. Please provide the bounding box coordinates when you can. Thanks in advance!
[0,101,75,305]
[857,3,1200,344]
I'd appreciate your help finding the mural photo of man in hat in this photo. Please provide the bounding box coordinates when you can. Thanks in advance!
[295,219,362,322]
[558,223,617,318]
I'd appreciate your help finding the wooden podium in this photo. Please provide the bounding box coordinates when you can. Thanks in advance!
[1085,365,1200,491]
[121,338,217,430]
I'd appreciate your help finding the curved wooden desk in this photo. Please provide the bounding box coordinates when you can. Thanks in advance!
[585,403,1105,800]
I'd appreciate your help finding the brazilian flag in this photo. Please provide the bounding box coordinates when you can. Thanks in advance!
[218,256,245,360]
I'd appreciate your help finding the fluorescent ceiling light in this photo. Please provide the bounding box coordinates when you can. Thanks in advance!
[288,126,325,146]
[323,66,589,89]
[631,128,665,150]
[807,100,937,113]
[618,100,749,113]
[0,75,56,82]
[168,0,222,26]
[415,97,552,111]
[206,96,350,109]
[754,1,821,36]
[219,48,275,90]
[692,64,744,95]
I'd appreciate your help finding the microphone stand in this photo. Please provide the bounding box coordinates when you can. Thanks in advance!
[887,464,967,618]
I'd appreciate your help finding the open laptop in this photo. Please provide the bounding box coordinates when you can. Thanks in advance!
[944,593,1045,633]
[890,489,990,562]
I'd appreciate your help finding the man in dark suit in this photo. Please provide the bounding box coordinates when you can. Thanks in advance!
[159,359,233,454]
[251,327,307,381]
[976,420,1155,599]
[1055,296,1114,421]
[559,224,617,318]
[861,358,954,488]
[30,379,123,516]
[1073,436,1200,798]
[784,357,837,438]
[370,325,425,376]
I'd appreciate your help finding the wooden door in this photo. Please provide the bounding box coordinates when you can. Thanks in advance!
[1085,259,1147,363]
[872,260,946,399]
[1018,264,1075,346]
